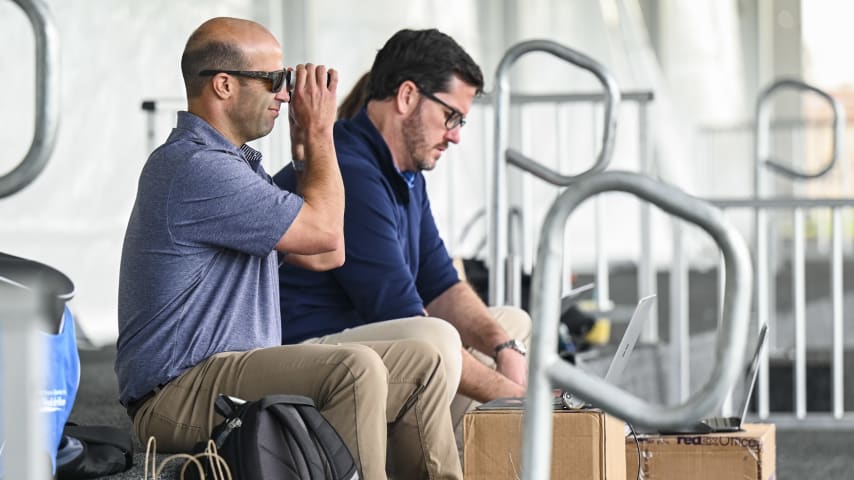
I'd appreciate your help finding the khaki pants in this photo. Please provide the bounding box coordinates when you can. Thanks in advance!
[132,340,462,480]
[307,307,532,447]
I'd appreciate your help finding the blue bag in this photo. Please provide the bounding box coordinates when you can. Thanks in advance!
[41,305,81,470]
[0,252,80,474]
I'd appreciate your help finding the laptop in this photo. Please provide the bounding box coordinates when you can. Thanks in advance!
[476,288,656,411]
[657,323,768,434]
[559,293,657,408]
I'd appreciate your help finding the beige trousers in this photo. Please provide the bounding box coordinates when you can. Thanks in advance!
[132,340,462,480]
[308,307,533,446]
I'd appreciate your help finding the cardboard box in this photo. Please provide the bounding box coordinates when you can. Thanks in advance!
[464,408,627,480]
[625,423,776,480]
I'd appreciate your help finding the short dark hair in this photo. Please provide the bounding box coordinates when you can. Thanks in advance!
[367,29,484,101]
[181,38,250,98]
[338,72,371,120]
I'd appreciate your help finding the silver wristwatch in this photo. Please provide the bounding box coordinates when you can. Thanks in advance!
[494,339,527,357]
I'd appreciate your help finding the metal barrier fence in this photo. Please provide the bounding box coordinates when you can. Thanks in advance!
[479,70,854,430]
[665,79,853,427]
[686,198,854,429]
[522,170,753,479]
[449,89,656,316]
[478,39,755,478]
[465,64,854,480]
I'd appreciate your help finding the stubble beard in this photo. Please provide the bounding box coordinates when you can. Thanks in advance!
[402,103,438,172]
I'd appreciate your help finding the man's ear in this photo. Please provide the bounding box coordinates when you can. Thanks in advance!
[395,80,419,115]
[210,73,236,100]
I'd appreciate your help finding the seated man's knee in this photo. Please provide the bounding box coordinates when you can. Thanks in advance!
[493,305,532,340]
[418,317,462,381]
[333,343,389,390]
[394,338,447,381]
[419,316,463,352]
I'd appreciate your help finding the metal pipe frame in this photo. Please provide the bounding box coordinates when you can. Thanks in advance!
[793,209,807,419]
[718,252,735,416]
[714,198,850,426]
[752,82,844,399]
[1,289,49,480]
[489,39,621,306]
[755,78,846,183]
[831,208,844,419]
[0,0,60,198]
[638,101,659,343]
[669,220,689,404]
[522,171,752,480]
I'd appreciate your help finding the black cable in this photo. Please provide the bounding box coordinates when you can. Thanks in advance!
[627,422,641,480]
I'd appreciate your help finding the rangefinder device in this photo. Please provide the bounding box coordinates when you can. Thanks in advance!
[285,69,332,92]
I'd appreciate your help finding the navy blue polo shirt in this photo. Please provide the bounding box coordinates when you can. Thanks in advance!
[273,109,459,343]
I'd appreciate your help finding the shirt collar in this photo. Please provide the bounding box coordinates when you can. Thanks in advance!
[240,144,264,170]
[176,111,263,170]
[397,169,417,189]
[350,108,414,201]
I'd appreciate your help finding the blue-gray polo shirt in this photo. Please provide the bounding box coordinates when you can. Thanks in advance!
[116,112,303,404]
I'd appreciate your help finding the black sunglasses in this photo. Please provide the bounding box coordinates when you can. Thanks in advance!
[415,85,466,130]
[199,69,289,93]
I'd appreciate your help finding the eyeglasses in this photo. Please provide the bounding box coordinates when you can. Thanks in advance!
[199,69,288,93]
[416,86,466,130]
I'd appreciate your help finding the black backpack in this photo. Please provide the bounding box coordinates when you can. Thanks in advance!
[189,394,360,480]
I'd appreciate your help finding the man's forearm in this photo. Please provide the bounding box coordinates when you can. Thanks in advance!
[426,281,510,356]
[299,131,344,235]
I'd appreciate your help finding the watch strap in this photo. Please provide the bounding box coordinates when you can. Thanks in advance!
[494,339,526,357]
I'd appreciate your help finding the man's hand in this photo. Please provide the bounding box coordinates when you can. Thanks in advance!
[288,64,338,162]
[288,102,306,162]
[460,350,525,402]
[275,63,343,257]
[495,348,528,388]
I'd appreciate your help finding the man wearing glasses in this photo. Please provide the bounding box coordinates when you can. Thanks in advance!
[116,17,461,480]
[274,28,532,444]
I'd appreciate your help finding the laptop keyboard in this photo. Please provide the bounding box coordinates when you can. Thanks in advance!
[703,416,740,430]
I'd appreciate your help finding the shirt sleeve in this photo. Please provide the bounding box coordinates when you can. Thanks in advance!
[331,163,425,321]
[169,150,304,257]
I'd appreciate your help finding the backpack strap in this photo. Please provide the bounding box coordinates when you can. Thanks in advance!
[294,403,359,479]
[267,399,326,478]
[261,394,316,409]
[211,395,248,449]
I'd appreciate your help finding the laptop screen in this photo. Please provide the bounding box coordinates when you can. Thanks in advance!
[604,295,656,384]
[737,324,768,423]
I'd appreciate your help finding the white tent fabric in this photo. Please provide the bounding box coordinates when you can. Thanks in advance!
[1,0,748,345]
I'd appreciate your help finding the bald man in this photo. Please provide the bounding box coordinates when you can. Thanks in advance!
[115,17,461,479]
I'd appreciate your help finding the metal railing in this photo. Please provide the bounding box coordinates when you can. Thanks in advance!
[668,79,853,426]
[695,198,854,428]
[522,170,753,479]
[488,39,621,309]
[1,1,60,478]
[755,78,845,185]
[458,89,655,316]
[0,0,60,199]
